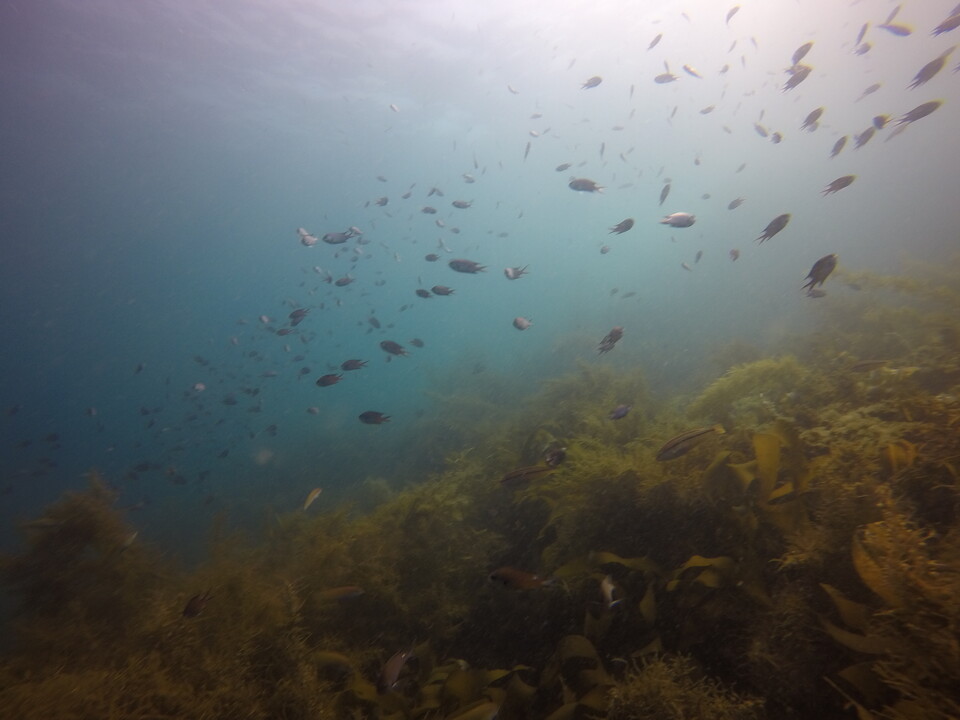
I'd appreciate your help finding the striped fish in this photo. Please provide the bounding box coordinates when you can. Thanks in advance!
[655,425,725,461]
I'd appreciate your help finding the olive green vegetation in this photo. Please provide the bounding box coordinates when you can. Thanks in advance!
[3,261,960,719]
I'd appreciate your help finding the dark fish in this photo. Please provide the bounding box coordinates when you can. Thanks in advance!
[770,132,783,144]
[654,72,678,84]
[609,404,631,420]
[802,254,838,294]
[569,178,604,192]
[427,187,444,197]
[695,250,703,263]
[932,13,960,36]
[756,214,790,243]
[792,41,813,65]
[659,183,671,206]
[806,289,827,299]
[822,176,855,195]
[322,231,352,244]
[421,206,438,214]
[452,200,472,208]
[856,22,869,45]
[878,23,911,36]
[656,425,725,461]
[368,316,381,329]
[856,83,881,102]
[380,340,407,356]
[855,42,872,56]
[182,591,212,618]
[378,648,413,694]
[359,411,390,425]
[431,285,454,296]
[425,253,440,261]
[726,6,740,25]
[415,288,432,298]
[582,75,602,89]
[598,326,624,354]
[524,141,531,161]
[609,218,635,234]
[753,122,769,138]
[334,276,354,286]
[854,126,875,149]
[783,64,812,91]
[727,197,745,210]
[488,566,554,590]
[341,359,367,371]
[555,163,572,171]
[316,374,342,387]
[500,465,555,485]
[729,248,740,261]
[829,136,848,158]
[872,114,891,130]
[909,50,953,89]
[449,258,486,273]
[895,100,942,126]
[801,107,824,131]
[375,196,388,206]
[648,33,662,50]
[409,338,425,348]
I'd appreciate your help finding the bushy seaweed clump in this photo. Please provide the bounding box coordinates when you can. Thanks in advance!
[608,655,765,720]
[3,262,960,718]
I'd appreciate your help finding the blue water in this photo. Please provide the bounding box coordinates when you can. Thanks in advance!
[2,0,958,555]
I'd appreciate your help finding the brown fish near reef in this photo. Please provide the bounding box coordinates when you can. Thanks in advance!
[501,465,555,485]
[850,359,889,372]
[359,411,390,425]
[598,326,623,354]
[378,648,414,694]
[822,175,855,195]
[802,254,838,293]
[317,585,365,602]
[488,566,554,590]
[609,218,634,234]
[380,340,407,356]
[182,591,212,618]
[756,213,790,243]
[316,374,342,387]
[569,178,604,192]
[656,425,725,461]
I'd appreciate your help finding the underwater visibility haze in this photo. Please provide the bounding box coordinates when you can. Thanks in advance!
[2,0,960,718]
